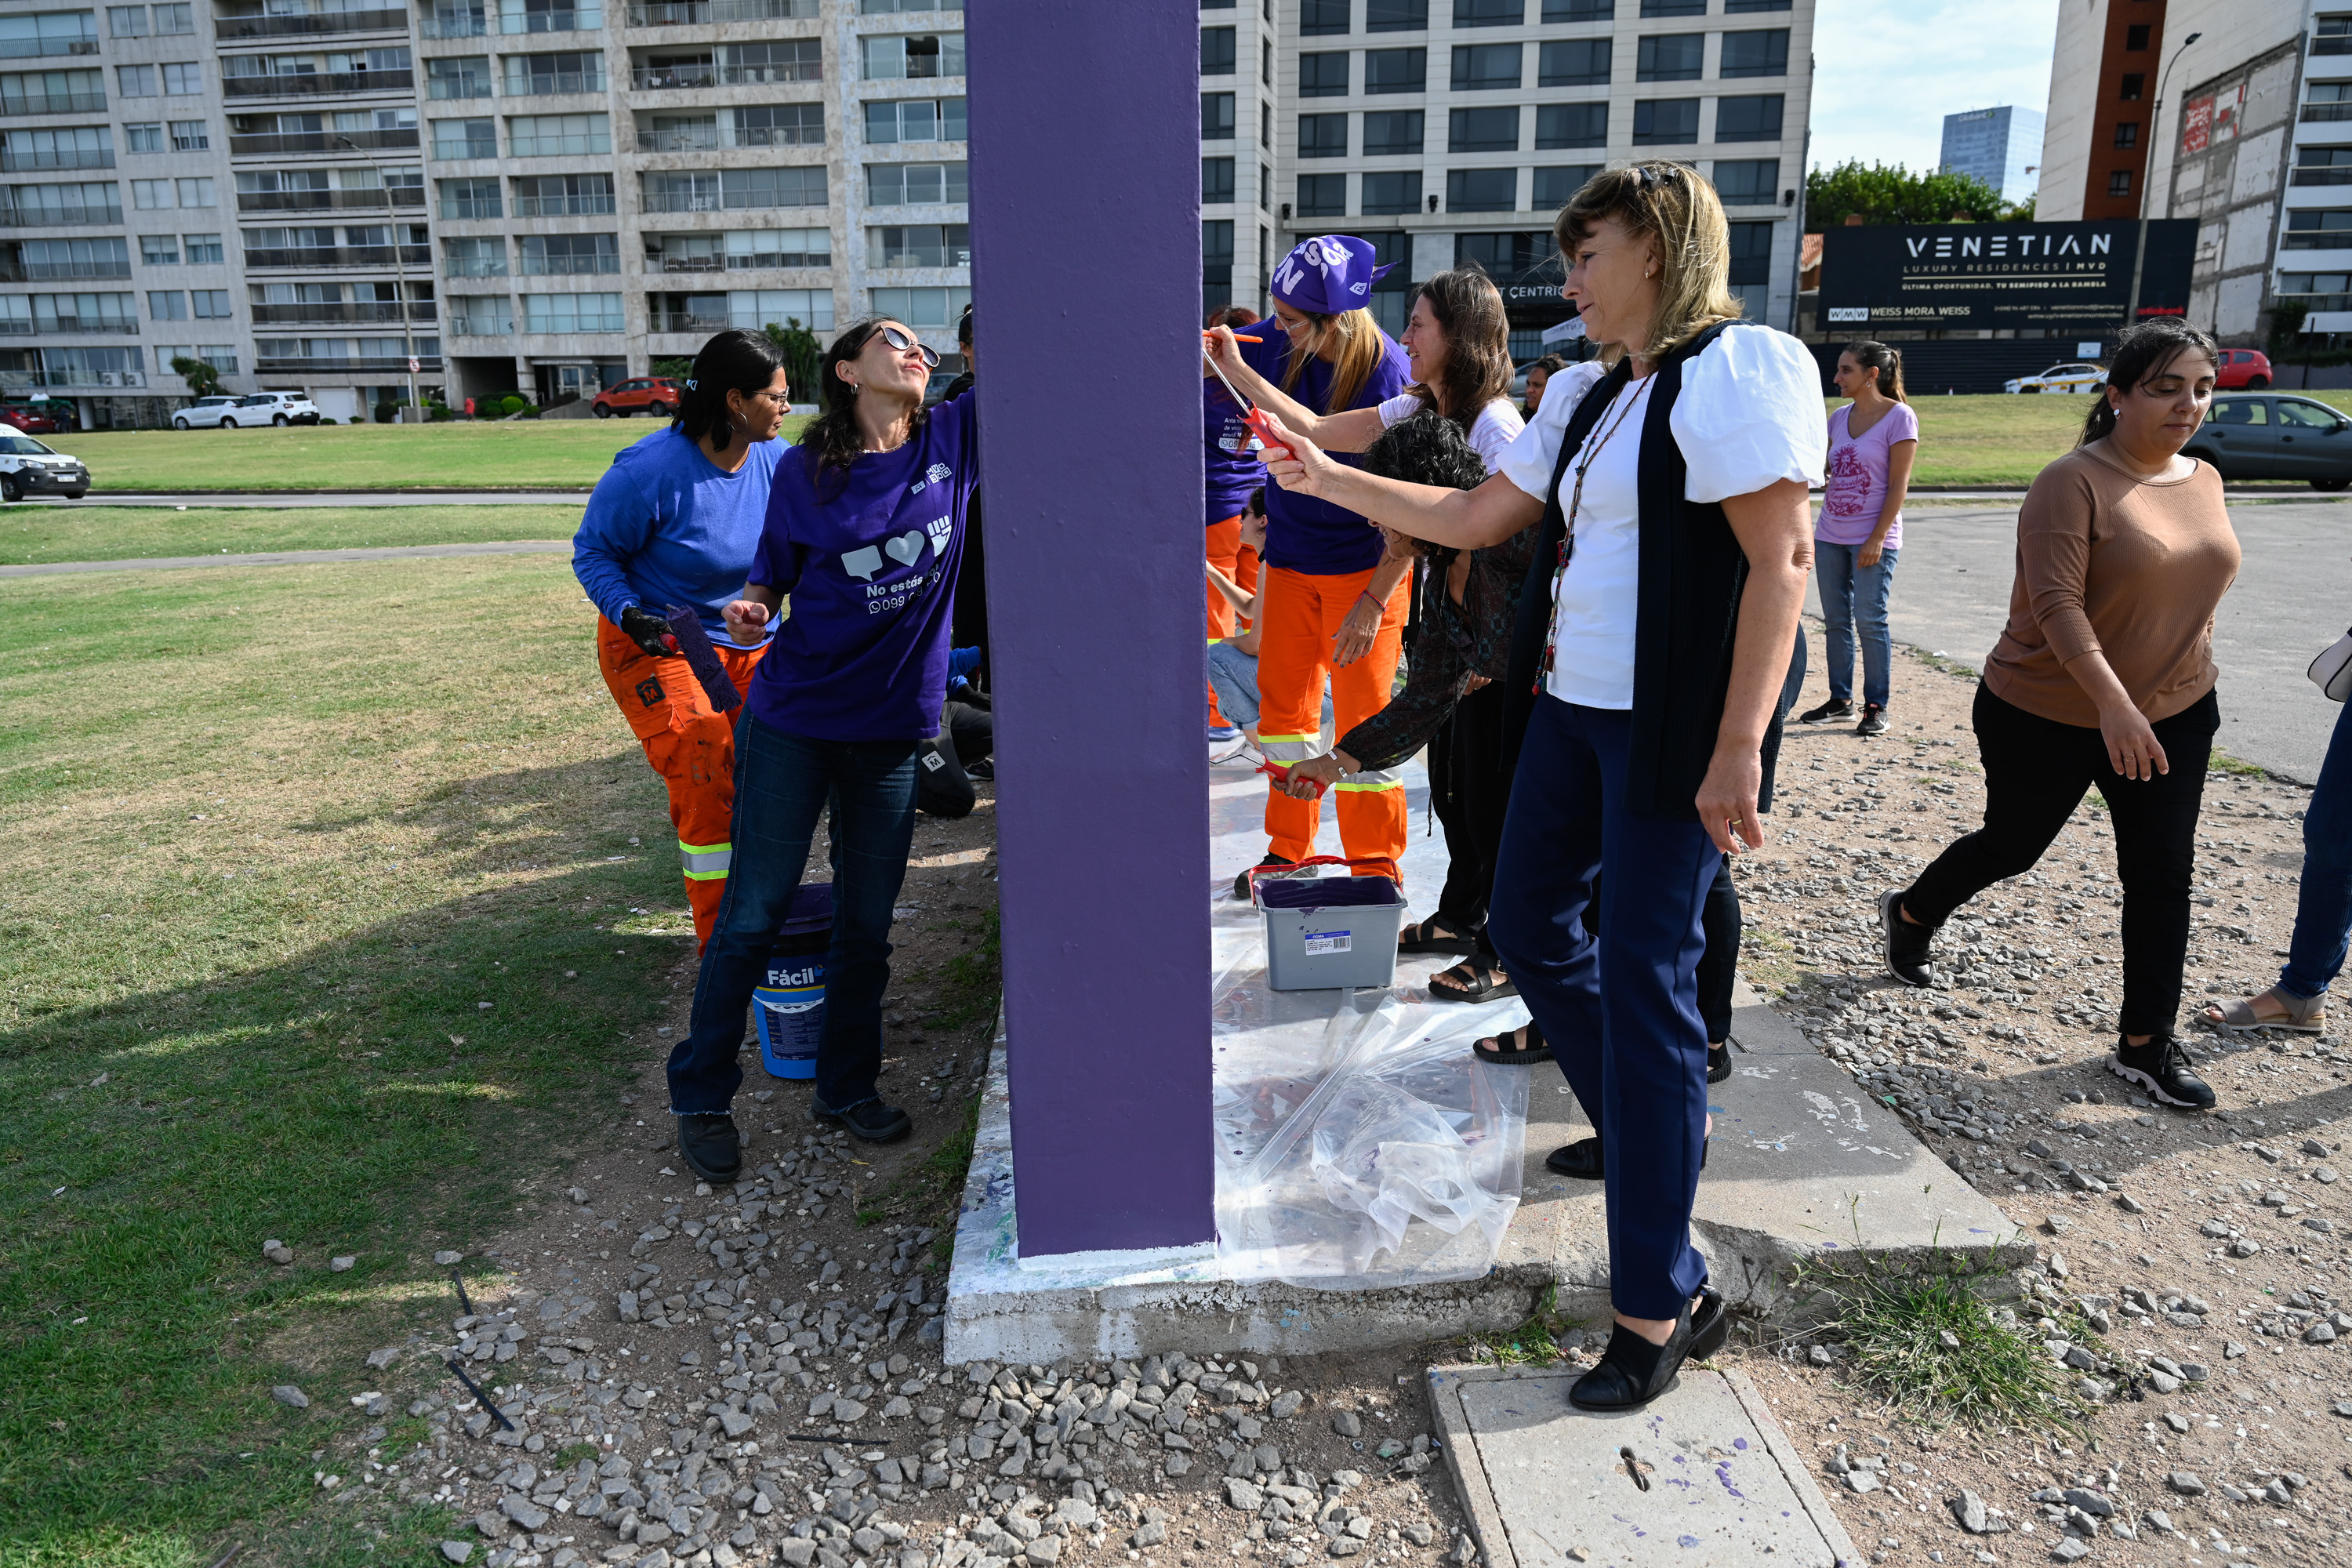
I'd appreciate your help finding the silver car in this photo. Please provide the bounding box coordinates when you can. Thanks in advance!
[172,394,244,430]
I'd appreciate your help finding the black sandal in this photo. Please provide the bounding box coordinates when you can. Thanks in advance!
[1429,958,1517,1004]
[1708,1041,1732,1083]
[1397,916,1477,956]
[1472,1018,1549,1065]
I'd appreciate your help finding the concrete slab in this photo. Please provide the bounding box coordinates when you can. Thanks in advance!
[1426,1361,1860,1568]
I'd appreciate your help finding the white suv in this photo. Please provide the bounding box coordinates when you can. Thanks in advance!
[0,432,89,499]
[236,390,321,426]
[173,394,243,430]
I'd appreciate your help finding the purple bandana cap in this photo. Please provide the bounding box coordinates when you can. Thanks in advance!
[1269,234,1397,316]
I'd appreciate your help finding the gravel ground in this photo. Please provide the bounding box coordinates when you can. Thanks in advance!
[282,637,2350,1568]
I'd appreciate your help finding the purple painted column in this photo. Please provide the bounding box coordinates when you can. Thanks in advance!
[967,4,1214,1258]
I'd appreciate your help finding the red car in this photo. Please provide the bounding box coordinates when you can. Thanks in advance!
[0,401,67,434]
[2216,348,2273,389]
[592,376,685,419]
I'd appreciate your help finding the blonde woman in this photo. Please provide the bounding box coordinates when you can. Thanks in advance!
[1259,164,1823,1409]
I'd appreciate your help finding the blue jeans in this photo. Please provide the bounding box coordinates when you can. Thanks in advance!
[1207,640,1261,730]
[1817,539,1899,710]
[670,717,917,1117]
[2281,699,2352,1001]
[1486,696,1721,1322]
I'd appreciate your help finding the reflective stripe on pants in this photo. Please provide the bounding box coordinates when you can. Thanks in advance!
[1253,564,1408,866]
[680,840,734,879]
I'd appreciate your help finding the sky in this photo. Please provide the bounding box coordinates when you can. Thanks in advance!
[1806,0,2063,183]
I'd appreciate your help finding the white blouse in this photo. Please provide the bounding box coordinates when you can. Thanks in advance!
[1494,325,1825,710]
[1374,392,1527,474]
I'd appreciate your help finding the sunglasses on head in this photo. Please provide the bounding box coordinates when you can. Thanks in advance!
[878,324,941,368]
[1634,165,1686,191]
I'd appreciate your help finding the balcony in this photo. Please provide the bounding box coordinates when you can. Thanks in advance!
[0,258,133,281]
[0,201,122,226]
[251,300,438,324]
[244,243,432,268]
[429,78,494,98]
[1,147,115,171]
[443,256,508,277]
[635,123,811,151]
[1,90,108,117]
[2283,230,2352,251]
[505,70,605,94]
[419,9,489,35]
[2302,102,2352,122]
[0,368,147,387]
[514,190,612,215]
[652,308,731,332]
[18,39,100,57]
[448,317,512,335]
[256,354,444,371]
[2317,34,2352,56]
[214,7,408,38]
[230,127,420,154]
[629,60,818,88]
[0,315,139,334]
[238,187,426,212]
[626,0,812,23]
[222,69,417,99]
[438,194,500,218]
[431,137,499,160]
[2296,166,2352,186]
[503,8,599,33]
[508,132,608,155]
[519,253,618,274]
[2279,292,2352,312]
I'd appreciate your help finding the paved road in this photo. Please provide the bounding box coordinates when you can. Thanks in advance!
[1817,501,2352,785]
[0,539,568,577]
[27,490,590,507]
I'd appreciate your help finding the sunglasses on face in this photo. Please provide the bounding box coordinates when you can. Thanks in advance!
[878,324,941,368]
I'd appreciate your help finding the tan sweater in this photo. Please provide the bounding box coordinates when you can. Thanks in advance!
[1982,445,2239,728]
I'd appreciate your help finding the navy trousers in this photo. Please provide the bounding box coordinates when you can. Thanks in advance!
[1487,695,1721,1321]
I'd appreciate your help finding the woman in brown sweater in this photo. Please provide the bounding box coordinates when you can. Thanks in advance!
[1879,318,2241,1110]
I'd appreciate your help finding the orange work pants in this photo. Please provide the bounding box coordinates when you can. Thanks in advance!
[1254,564,1408,866]
[596,615,768,953]
[1205,516,1261,728]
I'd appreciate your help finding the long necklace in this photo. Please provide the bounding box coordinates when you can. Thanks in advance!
[1537,372,1651,684]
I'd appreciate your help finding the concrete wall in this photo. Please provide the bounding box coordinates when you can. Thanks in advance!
[2038,0,2114,223]
[2171,35,2304,341]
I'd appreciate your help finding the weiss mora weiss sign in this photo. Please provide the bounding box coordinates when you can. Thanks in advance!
[1818,220,2195,332]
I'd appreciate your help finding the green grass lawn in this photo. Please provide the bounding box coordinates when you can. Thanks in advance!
[0,553,696,1566]
[1886,389,2352,487]
[2,505,581,566]
[58,416,807,494]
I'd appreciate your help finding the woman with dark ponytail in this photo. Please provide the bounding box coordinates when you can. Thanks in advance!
[665,316,977,1180]
[572,327,793,951]
[1802,339,1917,736]
[1880,318,2241,1115]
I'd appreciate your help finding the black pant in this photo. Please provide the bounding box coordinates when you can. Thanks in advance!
[1905,682,2218,1036]
[915,699,995,818]
[1428,678,1510,958]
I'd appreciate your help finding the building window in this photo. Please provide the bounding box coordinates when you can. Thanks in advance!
[192,287,228,317]
[865,98,967,143]
[1265,37,1273,84]
[118,64,157,97]
[1726,219,1771,283]
[1446,167,1516,212]
[2113,121,2138,149]
[1455,230,1548,276]
[433,117,499,160]
[1715,93,1783,142]
[125,122,165,153]
[1451,42,1521,90]
[2119,72,2144,101]
[1636,34,1703,82]
[439,176,501,218]
[443,235,507,277]
[141,233,179,263]
[1300,51,1348,96]
[1298,112,1348,158]
[1539,38,1609,87]
[176,175,213,206]
[867,161,968,204]
[868,286,961,331]
[1297,171,1347,216]
[1362,169,1421,213]
[1710,156,1776,204]
[1722,0,1789,9]
[1363,108,1425,154]
[1203,154,1235,203]
[108,5,148,38]
[1530,163,1598,207]
[2125,23,2150,49]
[1449,104,1518,152]
[1261,162,1271,207]
[1203,217,1233,313]
[132,177,174,209]
[1367,0,1426,28]
[1543,0,1612,16]
[860,34,964,81]
[518,232,619,275]
[149,288,187,320]
[521,292,624,333]
[1631,98,1697,144]
[1536,101,1607,148]
[1202,26,1236,74]
[2107,168,2132,198]
[161,62,201,95]
[1719,29,1788,78]
[185,232,221,263]
[1262,100,1272,147]
[1202,91,1236,140]
[1364,46,1425,93]
[1639,0,1702,13]
[2283,209,2352,247]
[169,118,207,151]
[869,224,969,268]
[1301,0,1351,35]
[1454,0,1521,24]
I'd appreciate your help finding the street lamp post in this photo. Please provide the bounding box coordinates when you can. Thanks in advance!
[338,134,420,419]
[2126,31,2203,328]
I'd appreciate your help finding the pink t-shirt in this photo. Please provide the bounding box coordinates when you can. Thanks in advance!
[1820,400,1919,548]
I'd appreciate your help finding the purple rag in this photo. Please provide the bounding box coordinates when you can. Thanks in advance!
[1269,234,1397,316]
[664,605,742,713]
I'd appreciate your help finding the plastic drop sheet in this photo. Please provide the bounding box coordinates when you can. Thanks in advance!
[1209,754,1529,1290]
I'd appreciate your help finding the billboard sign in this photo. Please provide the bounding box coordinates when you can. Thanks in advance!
[1817,219,2195,332]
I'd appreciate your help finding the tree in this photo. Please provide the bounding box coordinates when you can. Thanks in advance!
[1804,159,2024,227]
[169,354,222,400]
[763,318,822,404]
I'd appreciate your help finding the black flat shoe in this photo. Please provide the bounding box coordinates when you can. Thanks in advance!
[676,1112,742,1184]
[1570,1290,1716,1411]
[1687,1287,1730,1361]
[814,1097,913,1143]
[1473,1018,1548,1065]
[1545,1135,1603,1179]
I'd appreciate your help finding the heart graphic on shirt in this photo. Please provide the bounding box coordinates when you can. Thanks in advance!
[884,529,926,566]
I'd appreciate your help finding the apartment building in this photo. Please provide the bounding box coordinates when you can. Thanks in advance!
[1211,0,1815,358]
[1940,104,2043,205]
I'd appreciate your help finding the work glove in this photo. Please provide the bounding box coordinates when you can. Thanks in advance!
[619,604,681,659]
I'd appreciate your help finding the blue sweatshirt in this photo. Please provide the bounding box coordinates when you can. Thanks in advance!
[572,426,785,640]
[1236,320,1409,576]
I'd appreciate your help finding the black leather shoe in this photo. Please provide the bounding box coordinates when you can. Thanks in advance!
[1570,1294,1707,1412]
[1545,1136,1604,1180]
[676,1112,742,1183]
[1881,888,1935,987]
[1687,1287,1730,1360]
[815,1097,913,1143]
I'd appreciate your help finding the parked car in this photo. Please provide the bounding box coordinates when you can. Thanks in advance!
[2181,392,2352,489]
[924,368,964,406]
[592,376,684,419]
[0,432,89,499]
[0,400,71,435]
[174,395,246,430]
[2004,362,2109,394]
[2216,348,2273,389]
[237,390,321,426]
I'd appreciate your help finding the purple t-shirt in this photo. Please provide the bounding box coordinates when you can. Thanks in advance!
[1237,319,1410,575]
[1820,400,1919,549]
[1205,378,1260,526]
[743,392,977,742]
